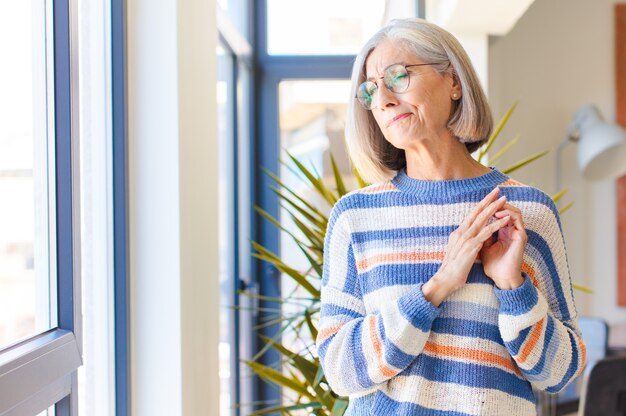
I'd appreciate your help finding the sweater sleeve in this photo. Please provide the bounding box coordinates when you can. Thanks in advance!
[315,199,441,397]
[494,195,586,393]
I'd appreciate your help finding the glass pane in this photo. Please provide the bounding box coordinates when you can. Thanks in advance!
[217,43,235,416]
[36,405,55,416]
[267,0,415,55]
[278,80,354,412]
[0,1,56,349]
[217,0,249,41]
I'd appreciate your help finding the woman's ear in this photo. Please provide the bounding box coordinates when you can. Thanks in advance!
[450,72,462,100]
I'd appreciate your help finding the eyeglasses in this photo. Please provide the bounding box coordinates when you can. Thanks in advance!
[356,63,441,110]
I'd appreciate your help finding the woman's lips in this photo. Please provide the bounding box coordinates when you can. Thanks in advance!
[387,113,411,127]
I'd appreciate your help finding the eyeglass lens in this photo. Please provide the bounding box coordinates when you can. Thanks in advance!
[357,64,410,110]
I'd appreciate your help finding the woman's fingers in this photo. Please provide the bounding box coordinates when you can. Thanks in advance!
[467,195,508,235]
[494,205,525,231]
[478,215,510,241]
[459,187,500,231]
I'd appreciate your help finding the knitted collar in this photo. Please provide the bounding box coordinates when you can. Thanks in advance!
[391,166,508,200]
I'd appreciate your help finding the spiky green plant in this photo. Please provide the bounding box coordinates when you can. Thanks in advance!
[241,102,591,416]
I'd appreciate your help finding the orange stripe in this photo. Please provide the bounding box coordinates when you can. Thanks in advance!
[316,324,343,344]
[424,341,522,376]
[574,333,587,377]
[521,261,539,287]
[366,315,397,378]
[499,179,524,187]
[357,251,445,272]
[361,183,398,193]
[517,317,546,364]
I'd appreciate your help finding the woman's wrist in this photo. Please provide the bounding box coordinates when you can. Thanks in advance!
[422,273,457,307]
[493,273,525,290]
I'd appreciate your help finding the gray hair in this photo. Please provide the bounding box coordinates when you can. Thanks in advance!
[345,18,493,184]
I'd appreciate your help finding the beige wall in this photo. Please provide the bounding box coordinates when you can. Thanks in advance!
[127,0,220,414]
[489,0,626,324]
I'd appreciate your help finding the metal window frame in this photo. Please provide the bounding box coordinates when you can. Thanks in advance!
[111,0,130,415]
[218,3,255,413]
[0,0,83,415]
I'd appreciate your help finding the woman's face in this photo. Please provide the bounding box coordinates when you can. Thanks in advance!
[364,39,461,150]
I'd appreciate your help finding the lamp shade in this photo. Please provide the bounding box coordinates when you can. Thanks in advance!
[574,105,626,180]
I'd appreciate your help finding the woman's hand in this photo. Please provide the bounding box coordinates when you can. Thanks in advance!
[480,202,528,290]
[423,187,511,306]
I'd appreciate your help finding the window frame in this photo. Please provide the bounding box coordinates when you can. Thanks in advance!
[0,0,83,414]
[217,3,254,416]
[111,0,130,415]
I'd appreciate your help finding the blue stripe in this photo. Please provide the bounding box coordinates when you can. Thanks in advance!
[526,230,570,320]
[432,318,504,344]
[506,326,533,355]
[361,263,439,294]
[440,301,499,325]
[320,303,363,320]
[522,317,556,377]
[341,243,360,294]
[398,288,438,333]
[360,264,493,295]
[353,225,456,244]
[351,322,377,390]
[403,355,536,401]
[545,330,580,393]
[377,318,417,369]
[500,186,560,222]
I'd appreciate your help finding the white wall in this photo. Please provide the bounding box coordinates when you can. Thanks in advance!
[127,0,220,414]
[489,0,626,324]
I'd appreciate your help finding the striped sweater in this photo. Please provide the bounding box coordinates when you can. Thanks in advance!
[315,166,586,416]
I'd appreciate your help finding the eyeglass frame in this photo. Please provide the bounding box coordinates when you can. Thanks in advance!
[355,62,447,110]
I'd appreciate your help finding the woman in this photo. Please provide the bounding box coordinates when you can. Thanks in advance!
[315,18,586,415]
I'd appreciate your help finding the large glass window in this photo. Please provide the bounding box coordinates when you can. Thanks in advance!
[217,42,236,416]
[267,0,415,55]
[0,0,56,350]
[277,80,354,412]
[0,1,82,414]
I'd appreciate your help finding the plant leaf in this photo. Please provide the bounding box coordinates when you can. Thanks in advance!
[313,365,325,388]
[572,282,593,293]
[263,166,327,222]
[486,135,519,165]
[330,153,348,197]
[286,151,338,206]
[501,150,549,174]
[255,204,311,249]
[251,241,320,297]
[274,187,327,231]
[559,201,574,215]
[245,360,314,399]
[352,163,368,188]
[331,398,349,415]
[552,188,568,203]
[248,402,323,416]
[304,309,319,340]
[478,100,518,162]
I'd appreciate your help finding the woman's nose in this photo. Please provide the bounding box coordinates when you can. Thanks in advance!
[375,84,399,109]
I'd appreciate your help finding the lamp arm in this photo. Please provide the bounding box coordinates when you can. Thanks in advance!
[555,134,574,195]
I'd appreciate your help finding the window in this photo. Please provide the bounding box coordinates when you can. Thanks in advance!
[253,0,421,412]
[0,0,57,353]
[0,1,82,414]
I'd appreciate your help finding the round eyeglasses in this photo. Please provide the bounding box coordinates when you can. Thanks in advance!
[356,63,441,110]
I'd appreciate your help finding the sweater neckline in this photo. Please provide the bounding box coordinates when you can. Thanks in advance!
[391,166,508,200]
